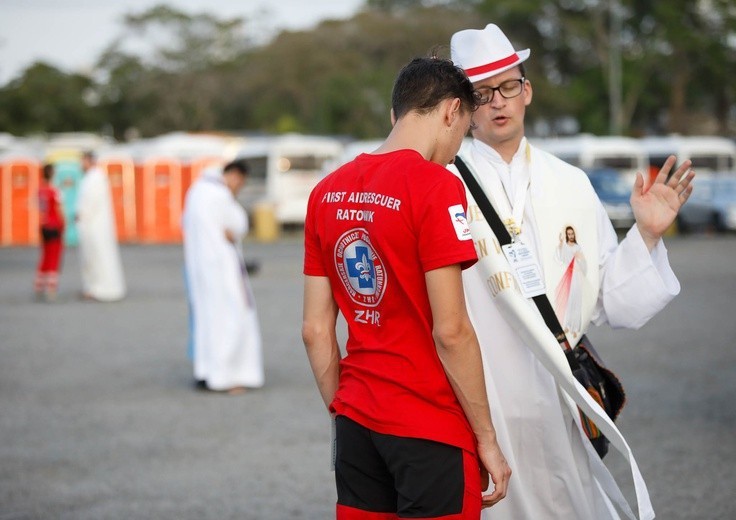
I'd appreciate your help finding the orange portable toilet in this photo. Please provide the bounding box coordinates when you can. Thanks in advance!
[190,156,224,183]
[181,163,192,210]
[100,157,137,243]
[138,157,183,243]
[0,159,41,246]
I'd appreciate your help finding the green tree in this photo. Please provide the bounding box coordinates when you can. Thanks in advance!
[0,62,102,135]
[240,5,479,137]
[631,0,736,134]
[3,1,732,139]
[95,4,253,137]
[473,0,736,135]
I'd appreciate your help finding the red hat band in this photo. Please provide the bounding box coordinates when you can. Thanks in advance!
[464,53,520,78]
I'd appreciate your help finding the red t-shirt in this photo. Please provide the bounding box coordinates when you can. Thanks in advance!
[38,184,64,230]
[304,149,478,452]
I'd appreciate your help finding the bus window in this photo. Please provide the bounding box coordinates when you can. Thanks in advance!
[592,156,637,169]
[648,155,670,169]
[555,155,580,168]
[279,154,328,173]
[690,154,731,171]
[246,157,268,181]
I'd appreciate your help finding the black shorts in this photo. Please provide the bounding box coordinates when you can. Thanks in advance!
[334,415,481,519]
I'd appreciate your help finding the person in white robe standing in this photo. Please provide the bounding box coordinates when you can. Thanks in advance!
[182,159,264,394]
[448,24,695,520]
[76,151,126,302]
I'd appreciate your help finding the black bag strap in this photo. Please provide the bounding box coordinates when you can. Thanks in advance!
[454,156,512,246]
[454,156,580,366]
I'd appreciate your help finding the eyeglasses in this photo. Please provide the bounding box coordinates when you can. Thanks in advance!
[475,78,525,104]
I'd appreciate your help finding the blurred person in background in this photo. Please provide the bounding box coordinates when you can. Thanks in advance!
[449,23,694,520]
[182,159,264,395]
[76,151,126,302]
[34,163,65,301]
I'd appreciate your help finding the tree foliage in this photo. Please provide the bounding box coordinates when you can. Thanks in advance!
[0,63,103,135]
[0,1,733,139]
[473,0,736,135]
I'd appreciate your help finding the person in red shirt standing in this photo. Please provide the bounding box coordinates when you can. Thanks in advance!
[302,56,511,519]
[35,163,65,301]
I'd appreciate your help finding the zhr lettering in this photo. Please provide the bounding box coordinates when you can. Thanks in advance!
[354,309,381,326]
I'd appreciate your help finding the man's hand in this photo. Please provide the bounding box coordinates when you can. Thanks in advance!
[631,155,695,251]
[478,438,512,509]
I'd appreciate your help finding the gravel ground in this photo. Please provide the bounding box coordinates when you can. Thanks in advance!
[1,233,735,519]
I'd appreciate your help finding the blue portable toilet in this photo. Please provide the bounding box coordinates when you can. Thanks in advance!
[53,160,83,246]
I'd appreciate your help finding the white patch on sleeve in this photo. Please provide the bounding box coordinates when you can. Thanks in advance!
[448,204,472,241]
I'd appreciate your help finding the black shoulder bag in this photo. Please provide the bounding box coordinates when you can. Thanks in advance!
[455,156,626,458]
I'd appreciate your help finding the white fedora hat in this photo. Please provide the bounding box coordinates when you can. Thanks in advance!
[451,24,530,83]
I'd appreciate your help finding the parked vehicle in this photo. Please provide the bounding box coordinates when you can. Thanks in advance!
[640,135,736,174]
[323,139,384,174]
[677,175,736,233]
[326,137,475,175]
[586,168,635,230]
[236,134,343,224]
[531,134,648,182]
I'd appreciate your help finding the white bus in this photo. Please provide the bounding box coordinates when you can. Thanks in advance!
[235,134,343,224]
[323,139,385,174]
[326,137,475,174]
[639,135,736,174]
[531,134,648,180]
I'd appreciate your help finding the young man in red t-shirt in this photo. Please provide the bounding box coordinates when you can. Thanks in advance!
[302,57,511,519]
[35,163,65,301]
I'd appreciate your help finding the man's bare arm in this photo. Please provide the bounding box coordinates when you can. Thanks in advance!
[426,264,511,508]
[302,275,341,410]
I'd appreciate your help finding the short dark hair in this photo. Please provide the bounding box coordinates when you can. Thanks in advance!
[223,158,249,176]
[82,150,95,161]
[42,163,54,181]
[392,56,479,120]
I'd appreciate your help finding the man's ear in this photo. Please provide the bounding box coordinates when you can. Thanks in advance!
[445,98,462,126]
[390,108,397,127]
[524,80,533,107]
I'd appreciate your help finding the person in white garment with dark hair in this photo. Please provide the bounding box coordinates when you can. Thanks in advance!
[448,23,695,520]
[76,151,126,302]
[182,159,264,394]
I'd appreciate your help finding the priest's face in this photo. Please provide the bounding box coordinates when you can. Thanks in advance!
[223,172,246,196]
[470,66,532,157]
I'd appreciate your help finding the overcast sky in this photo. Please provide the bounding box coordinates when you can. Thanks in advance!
[0,0,365,84]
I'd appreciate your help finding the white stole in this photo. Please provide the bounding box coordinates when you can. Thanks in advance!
[530,148,600,347]
[457,152,654,520]
[468,142,600,346]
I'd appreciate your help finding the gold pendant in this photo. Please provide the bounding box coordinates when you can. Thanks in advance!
[504,218,521,237]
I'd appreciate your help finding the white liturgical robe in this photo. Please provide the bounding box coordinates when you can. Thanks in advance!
[451,138,679,520]
[76,166,126,302]
[182,170,264,390]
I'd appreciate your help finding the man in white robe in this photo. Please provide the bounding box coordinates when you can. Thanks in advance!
[182,159,264,393]
[76,151,126,302]
[449,24,695,519]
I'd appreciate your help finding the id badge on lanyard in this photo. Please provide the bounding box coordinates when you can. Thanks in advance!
[502,241,546,298]
[494,144,546,299]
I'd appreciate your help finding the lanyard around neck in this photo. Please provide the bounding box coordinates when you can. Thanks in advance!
[473,142,530,240]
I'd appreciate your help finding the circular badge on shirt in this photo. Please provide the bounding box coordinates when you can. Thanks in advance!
[334,228,386,307]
